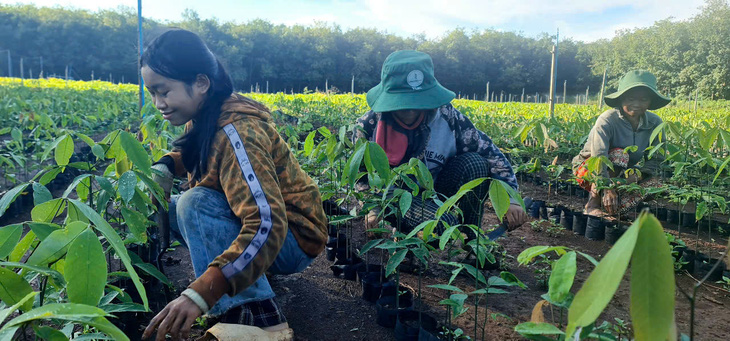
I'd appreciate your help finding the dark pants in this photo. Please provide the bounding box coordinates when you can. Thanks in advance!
[389,152,490,236]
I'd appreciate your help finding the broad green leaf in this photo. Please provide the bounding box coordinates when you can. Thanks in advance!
[548,251,577,304]
[358,239,383,256]
[0,303,109,330]
[0,225,22,259]
[117,171,137,204]
[514,322,565,335]
[406,220,436,239]
[69,199,149,310]
[135,170,167,211]
[696,202,709,222]
[0,267,34,311]
[303,131,315,157]
[439,223,460,250]
[470,288,509,294]
[75,132,96,147]
[566,214,642,337]
[102,131,123,159]
[128,251,172,287]
[489,180,510,221]
[39,167,62,185]
[499,271,527,289]
[120,131,151,176]
[65,228,107,306]
[9,231,36,263]
[31,198,66,223]
[399,191,412,216]
[630,214,676,341]
[0,292,36,325]
[34,326,68,341]
[32,182,53,205]
[121,207,149,244]
[99,303,147,313]
[91,144,106,160]
[0,261,65,287]
[428,284,464,292]
[385,249,408,276]
[0,183,30,217]
[62,174,93,198]
[54,134,74,166]
[366,142,392,183]
[517,246,567,265]
[27,221,87,266]
[344,143,366,186]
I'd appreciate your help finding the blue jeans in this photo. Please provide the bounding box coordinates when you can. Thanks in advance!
[169,186,315,316]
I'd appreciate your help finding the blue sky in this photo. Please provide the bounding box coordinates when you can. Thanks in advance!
[1,0,707,42]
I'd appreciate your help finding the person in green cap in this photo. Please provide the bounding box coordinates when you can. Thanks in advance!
[572,70,670,216]
[354,50,527,237]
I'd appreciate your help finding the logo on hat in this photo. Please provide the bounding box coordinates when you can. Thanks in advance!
[407,70,424,89]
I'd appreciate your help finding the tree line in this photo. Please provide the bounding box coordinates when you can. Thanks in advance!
[1,0,728,99]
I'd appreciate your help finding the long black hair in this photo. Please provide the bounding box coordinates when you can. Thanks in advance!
[141,28,233,181]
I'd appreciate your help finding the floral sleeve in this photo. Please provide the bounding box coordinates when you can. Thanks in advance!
[442,105,519,191]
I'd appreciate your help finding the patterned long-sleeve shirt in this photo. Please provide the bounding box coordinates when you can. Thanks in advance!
[354,103,519,191]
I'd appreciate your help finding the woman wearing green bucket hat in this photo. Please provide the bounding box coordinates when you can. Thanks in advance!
[572,70,670,216]
[354,50,527,238]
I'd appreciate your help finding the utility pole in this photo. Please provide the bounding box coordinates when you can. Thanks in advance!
[351,75,354,93]
[20,58,24,79]
[485,82,490,102]
[563,80,567,104]
[548,29,559,118]
[585,86,590,105]
[521,88,525,102]
[266,80,269,93]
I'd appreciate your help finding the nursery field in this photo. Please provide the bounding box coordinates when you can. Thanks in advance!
[0,77,729,340]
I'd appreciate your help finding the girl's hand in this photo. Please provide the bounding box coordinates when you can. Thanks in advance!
[143,295,202,341]
[602,189,619,215]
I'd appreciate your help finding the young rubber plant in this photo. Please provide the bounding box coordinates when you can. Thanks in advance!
[514,212,676,341]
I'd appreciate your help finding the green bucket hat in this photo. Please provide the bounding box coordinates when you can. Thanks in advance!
[366,50,455,112]
[604,70,671,110]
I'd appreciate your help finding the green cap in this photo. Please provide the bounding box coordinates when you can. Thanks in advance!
[366,50,455,112]
[604,70,671,110]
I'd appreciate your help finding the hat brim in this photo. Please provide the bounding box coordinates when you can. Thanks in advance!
[604,83,671,110]
[366,82,456,112]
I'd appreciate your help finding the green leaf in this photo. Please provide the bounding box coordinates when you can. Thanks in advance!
[62,174,92,198]
[121,207,149,244]
[489,180,510,222]
[631,214,676,341]
[358,239,383,256]
[117,171,137,204]
[514,322,565,335]
[428,284,464,292]
[91,144,106,160]
[32,183,53,206]
[0,183,30,217]
[120,131,151,176]
[99,303,147,313]
[54,135,74,166]
[399,192,412,216]
[0,225,23,259]
[548,251,577,304]
[517,246,567,265]
[344,143,366,187]
[366,142,392,183]
[304,131,315,157]
[576,251,600,267]
[31,198,66,223]
[499,271,527,289]
[39,167,62,186]
[9,231,36,263]
[0,303,109,330]
[385,249,408,276]
[27,221,87,266]
[69,199,149,310]
[439,223,460,250]
[0,292,36,325]
[34,326,69,341]
[566,214,642,337]
[0,261,65,287]
[65,228,107,306]
[0,267,34,312]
